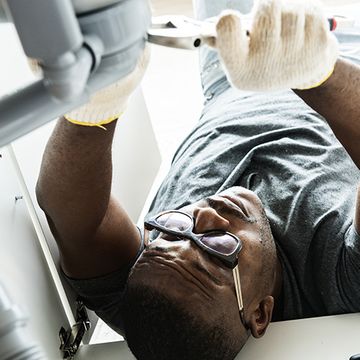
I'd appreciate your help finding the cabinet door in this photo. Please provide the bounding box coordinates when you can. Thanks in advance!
[0,148,68,359]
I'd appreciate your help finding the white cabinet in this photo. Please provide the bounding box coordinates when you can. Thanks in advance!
[0,148,68,359]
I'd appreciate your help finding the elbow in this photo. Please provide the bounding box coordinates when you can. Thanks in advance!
[35,178,48,213]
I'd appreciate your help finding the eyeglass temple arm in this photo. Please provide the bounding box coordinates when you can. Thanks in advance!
[232,265,245,322]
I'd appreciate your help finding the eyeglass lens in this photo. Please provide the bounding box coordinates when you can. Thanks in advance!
[155,212,239,256]
[156,212,193,231]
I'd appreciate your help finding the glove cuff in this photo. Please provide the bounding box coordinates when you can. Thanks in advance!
[63,96,126,128]
[64,113,122,128]
[295,66,336,91]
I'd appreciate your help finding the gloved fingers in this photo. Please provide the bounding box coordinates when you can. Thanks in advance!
[77,45,150,106]
[215,10,249,63]
[251,0,281,45]
[111,44,151,98]
[280,2,305,46]
[303,1,329,44]
[65,45,150,126]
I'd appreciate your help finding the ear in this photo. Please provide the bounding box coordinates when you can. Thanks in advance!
[248,296,274,338]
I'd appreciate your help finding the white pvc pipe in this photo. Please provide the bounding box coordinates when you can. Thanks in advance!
[0,0,123,21]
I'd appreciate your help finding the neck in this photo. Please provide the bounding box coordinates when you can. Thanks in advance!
[269,257,283,322]
[272,257,283,301]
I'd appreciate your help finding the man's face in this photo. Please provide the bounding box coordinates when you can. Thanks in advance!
[131,186,275,328]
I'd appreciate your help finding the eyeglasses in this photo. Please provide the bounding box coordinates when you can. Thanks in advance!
[144,210,246,326]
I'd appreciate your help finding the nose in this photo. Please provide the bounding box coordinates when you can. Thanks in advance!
[192,206,230,233]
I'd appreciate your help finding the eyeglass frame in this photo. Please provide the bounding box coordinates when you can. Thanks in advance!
[144,210,246,327]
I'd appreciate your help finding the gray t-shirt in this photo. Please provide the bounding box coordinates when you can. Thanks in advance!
[65,87,360,333]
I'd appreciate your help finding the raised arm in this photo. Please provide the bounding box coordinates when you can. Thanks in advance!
[211,0,360,230]
[295,59,360,169]
[295,58,360,233]
[36,49,149,279]
[37,120,141,279]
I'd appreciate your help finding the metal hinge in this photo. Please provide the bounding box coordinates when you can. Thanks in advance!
[59,299,91,359]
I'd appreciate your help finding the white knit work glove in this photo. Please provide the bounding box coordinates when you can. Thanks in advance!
[64,47,150,127]
[211,0,339,91]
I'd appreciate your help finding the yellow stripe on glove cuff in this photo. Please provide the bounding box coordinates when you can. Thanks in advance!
[64,114,122,129]
[297,66,335,91]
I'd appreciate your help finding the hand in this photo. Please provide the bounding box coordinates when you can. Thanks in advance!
[211,0,339,91]
[64,46,150,127]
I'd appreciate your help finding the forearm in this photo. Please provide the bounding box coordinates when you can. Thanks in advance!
[294,58,360,168]
[36,119,117,242]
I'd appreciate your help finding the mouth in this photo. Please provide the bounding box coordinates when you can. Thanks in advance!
[135,248,215,298]
[135,249,181,275]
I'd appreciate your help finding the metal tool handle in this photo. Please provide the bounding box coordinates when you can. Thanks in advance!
[147,15,354,51]
[148,16,215,50]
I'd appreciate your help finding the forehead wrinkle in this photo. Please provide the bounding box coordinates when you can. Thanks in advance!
[143,239,224,290]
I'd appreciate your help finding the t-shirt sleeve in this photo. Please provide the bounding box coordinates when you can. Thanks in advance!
[338,225,360,313]
[62,227,145,335]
